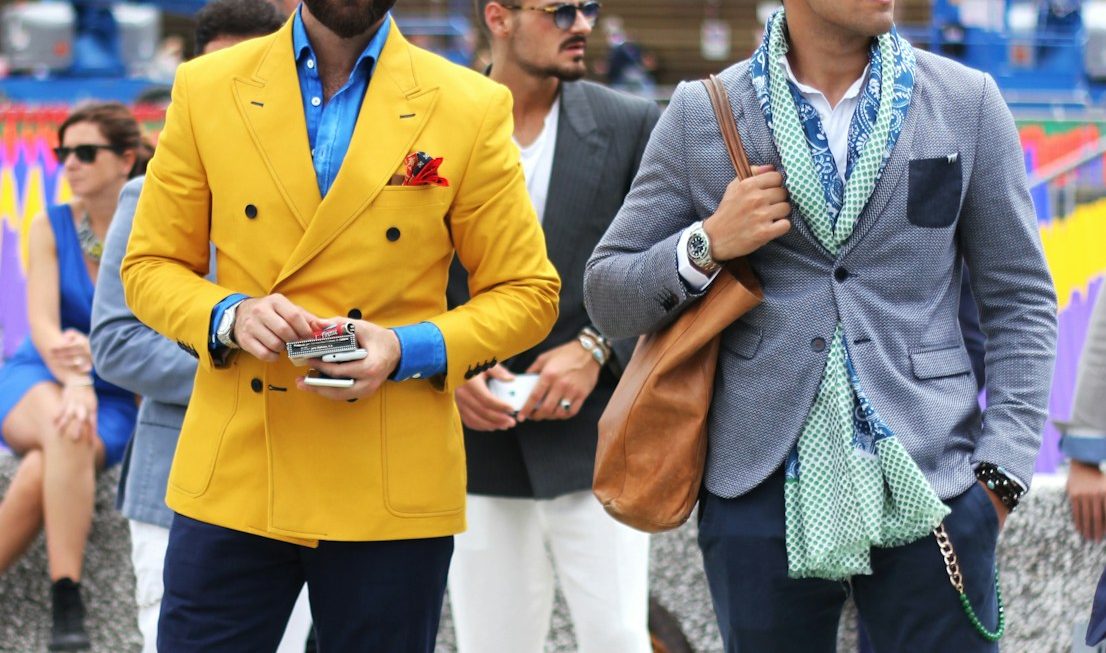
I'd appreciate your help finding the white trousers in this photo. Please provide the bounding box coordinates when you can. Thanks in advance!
[448,491,651,653]
[127,520,313,653]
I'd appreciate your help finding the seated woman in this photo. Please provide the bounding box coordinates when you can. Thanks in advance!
[0,102,149,651]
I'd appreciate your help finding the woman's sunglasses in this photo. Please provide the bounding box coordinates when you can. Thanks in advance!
[501,1,602,30]
[52,144,120,164]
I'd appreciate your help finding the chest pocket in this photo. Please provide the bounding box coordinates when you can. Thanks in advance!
[907,155,963,228]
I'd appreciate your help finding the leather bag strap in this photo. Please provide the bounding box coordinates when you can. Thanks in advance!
[701,74,756,279]
[702,74,753,180]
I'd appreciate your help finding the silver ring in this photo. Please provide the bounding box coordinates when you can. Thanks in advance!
[560,399,572,411]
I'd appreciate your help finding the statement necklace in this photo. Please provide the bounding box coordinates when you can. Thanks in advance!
[76,212,104,263]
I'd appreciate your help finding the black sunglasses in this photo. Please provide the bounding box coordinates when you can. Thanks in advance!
[501,1,601,30]
[53,144,120,164]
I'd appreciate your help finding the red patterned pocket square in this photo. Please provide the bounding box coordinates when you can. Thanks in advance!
[402,151,449,187]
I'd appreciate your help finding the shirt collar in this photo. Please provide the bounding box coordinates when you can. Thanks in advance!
[778,53,869,106]
[292,6,392,76]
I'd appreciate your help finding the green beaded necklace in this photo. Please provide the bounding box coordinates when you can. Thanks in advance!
[935,524,1006,641]
[959,571,1005,642]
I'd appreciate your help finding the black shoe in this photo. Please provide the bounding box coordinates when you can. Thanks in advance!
[48,578,90,651]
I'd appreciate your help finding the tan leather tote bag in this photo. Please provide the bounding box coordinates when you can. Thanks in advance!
[593,75,764,533]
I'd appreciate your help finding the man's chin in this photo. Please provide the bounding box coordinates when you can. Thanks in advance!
[553,67,587,82]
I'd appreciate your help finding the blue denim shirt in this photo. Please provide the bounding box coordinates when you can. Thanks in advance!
[210,11,445,381]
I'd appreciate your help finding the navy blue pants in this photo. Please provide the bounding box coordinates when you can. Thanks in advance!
[698,470,1001,653]
[158,514,453,653]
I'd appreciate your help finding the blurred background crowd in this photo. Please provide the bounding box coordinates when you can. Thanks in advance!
[0,0,1104,651]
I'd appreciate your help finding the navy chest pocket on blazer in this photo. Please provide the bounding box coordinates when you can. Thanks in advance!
[907,155,963,228]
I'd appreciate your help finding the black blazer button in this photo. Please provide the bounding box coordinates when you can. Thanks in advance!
[250,378,263,393]
[386,227,401,242]
[245,204,258,219]
[834,268,848,282]
[811,337,827,352]
[347,308,362,320]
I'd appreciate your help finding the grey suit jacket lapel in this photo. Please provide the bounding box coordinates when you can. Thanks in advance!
[543,81,607,269]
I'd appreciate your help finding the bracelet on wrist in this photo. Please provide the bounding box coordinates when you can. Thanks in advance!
[577,334,609,367]
[975,463,1024,511]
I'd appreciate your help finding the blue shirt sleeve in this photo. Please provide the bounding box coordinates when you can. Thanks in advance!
[1062,430,1106,465]
[390,322,447,381]
[209,294,250,351]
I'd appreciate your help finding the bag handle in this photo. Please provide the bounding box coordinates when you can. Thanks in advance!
[702,74,753,180]
[701,74,759,283]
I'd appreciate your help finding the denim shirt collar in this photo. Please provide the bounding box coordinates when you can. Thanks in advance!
[292,6,391,78]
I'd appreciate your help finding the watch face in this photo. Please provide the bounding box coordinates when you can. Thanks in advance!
[689,232,710,260]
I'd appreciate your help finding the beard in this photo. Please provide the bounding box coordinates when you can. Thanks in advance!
[302,0,397,39]
[512,35,588,82]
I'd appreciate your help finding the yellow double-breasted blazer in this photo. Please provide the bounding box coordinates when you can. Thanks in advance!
[121,22,560,544]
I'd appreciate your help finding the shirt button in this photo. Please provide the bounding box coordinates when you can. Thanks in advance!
[811,337,826,352]
[306,59,315,69]
[834,268,849,282]
[413,373,422,379]
[311,96,321,107]
[250,378,263,393]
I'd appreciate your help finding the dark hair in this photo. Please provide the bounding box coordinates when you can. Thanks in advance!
[194,0,285,55]
[58,102,152,179]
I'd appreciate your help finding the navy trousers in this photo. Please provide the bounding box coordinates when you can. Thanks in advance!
[158,514,453,653]
[698,469,1001,653]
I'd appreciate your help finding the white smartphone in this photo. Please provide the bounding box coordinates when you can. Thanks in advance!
[487,373,540,413]
[303,376,355,389]
[321,348,368,363]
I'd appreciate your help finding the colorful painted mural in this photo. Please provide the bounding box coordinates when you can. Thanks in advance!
[0,108,1103,474]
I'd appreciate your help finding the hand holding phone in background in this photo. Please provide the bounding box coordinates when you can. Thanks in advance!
[455,365,528,431]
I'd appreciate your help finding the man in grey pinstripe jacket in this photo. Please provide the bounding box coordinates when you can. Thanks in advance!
[444,1,660,652]
[584,0,1057,650]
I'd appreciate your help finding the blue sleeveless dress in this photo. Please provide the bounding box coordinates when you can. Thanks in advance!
[0,205,137,466]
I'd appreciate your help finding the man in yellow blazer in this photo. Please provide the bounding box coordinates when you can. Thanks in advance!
[120,0,560,648]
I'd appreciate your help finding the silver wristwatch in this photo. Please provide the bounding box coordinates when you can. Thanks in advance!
[215,301,241,349]
[687,221,719,273]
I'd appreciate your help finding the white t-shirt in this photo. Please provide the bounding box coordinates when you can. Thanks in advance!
[515,97,560,224]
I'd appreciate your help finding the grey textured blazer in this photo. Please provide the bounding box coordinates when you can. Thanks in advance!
[91,177,198,529]
[447,80,661,499]
[584,51,1058,500]
[1061,290,1106,462]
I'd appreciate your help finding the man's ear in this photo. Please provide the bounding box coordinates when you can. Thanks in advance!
[485,1,513,39]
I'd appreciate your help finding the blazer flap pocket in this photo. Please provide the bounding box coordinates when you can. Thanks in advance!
[910,346,971,380]
[721,321,763,359]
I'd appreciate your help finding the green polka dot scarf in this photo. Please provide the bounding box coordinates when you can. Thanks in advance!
[752,10,950,580]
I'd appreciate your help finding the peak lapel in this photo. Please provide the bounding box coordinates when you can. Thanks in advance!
[543,82,605,263]
[233,20,320,230]
[275,28,437,287]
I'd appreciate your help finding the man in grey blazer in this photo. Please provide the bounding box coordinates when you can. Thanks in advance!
[87,3,307,651]
[443,2,659,651]
[584,0,1056,650]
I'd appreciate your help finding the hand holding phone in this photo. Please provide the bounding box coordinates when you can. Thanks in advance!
[487,373,540,414]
